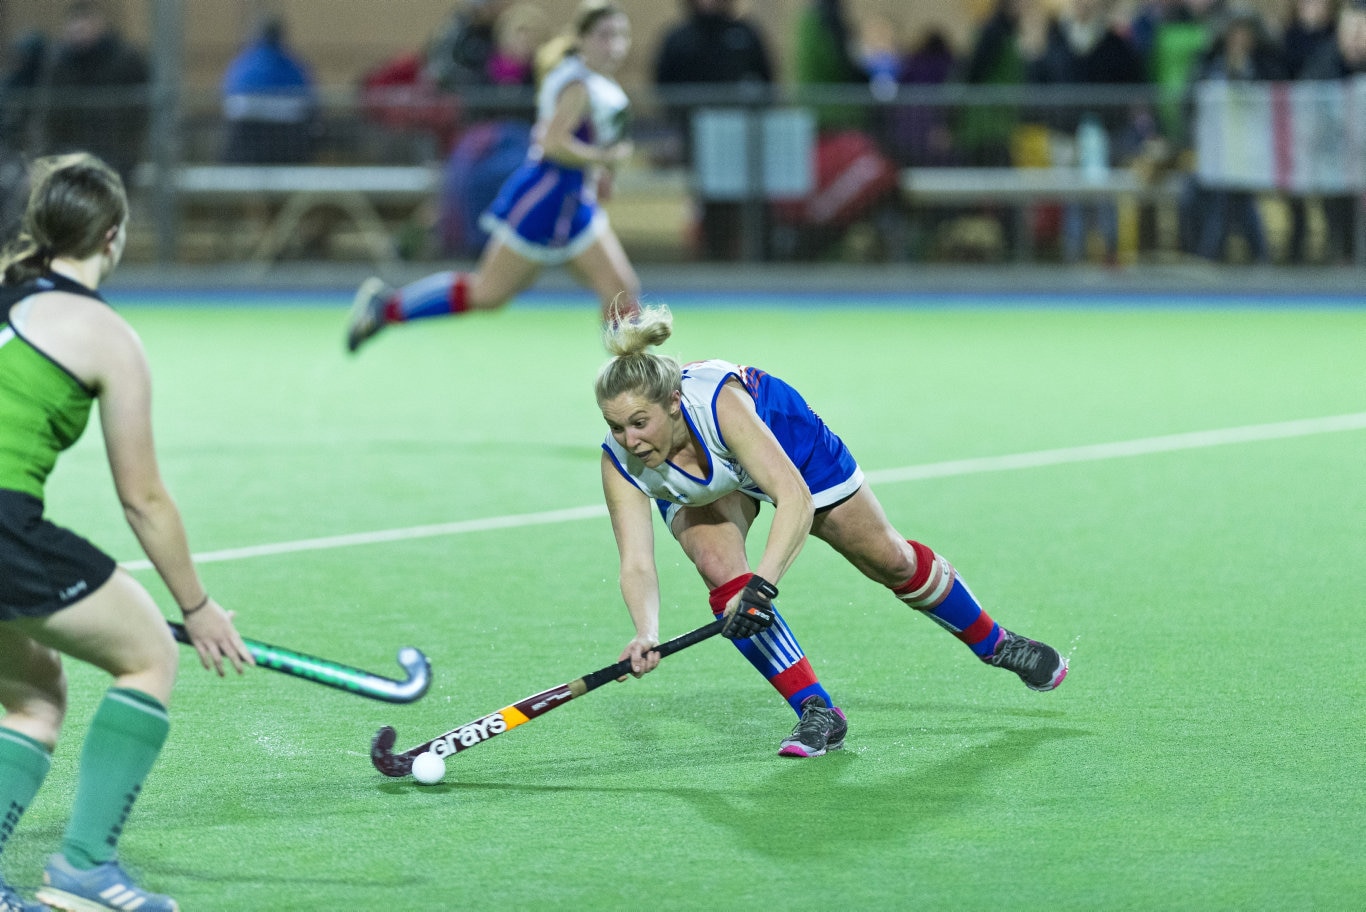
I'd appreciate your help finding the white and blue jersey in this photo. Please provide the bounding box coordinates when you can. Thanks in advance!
[602,360,864,527]
[480,55,630,265]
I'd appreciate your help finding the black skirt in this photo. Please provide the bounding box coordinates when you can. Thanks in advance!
[0,489,116,620]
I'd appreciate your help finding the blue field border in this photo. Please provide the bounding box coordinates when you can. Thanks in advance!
[107,284,1366,310]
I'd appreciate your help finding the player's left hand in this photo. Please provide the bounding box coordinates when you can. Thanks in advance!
[606,139,634,165]
[616,633,661,681]
[182,600,255,676]
[596,168,615,203]
[721,575,777,640]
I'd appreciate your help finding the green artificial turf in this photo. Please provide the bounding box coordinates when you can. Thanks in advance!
[7,299,1364,910]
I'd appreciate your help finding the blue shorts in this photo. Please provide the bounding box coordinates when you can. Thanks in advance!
[657,368,863,526]
[0,489,116,620]
[479,158,604,265]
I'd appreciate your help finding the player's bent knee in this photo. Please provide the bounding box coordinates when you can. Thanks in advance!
[0,635,67,697]
[691,553,751,591]
[147,628,180,683]
[109,615,178,699]
[860,538,917,587]
[0,670,69,746]
[118,658,176,708]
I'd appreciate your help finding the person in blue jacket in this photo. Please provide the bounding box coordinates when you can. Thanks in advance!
[221,16,318,164]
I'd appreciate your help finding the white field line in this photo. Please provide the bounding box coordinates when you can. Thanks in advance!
[119,505,609,571]
[863,410,1366,483]
[120,411,1366,570]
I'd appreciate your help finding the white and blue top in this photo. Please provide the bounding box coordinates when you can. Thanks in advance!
[602,360,864,527]
[480,55,630,264]
[535,55,630,150]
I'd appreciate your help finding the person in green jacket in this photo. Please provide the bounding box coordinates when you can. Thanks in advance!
[794,0,868,131]
[958,0,1029,166]
[0,153,252,912]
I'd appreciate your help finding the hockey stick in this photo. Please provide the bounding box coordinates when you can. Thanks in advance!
[371,616,726,776]
[168,622,431,704]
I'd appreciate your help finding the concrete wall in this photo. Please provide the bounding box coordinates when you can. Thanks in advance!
[2,0,1299,93]
[0,0,1017,92]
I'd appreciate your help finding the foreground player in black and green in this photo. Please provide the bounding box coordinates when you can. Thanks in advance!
[0,154,254,912]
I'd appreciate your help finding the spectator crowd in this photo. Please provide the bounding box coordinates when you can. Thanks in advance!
[1,0,1363,265]
[640,0,1364,264]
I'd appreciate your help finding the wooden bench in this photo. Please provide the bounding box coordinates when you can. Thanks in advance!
[605,164,1188,262]
[899,166,1186,260]
[138,164,440,266]
[136,163,1190,264]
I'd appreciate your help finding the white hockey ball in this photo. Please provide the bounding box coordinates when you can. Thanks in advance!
[411,751,446,785]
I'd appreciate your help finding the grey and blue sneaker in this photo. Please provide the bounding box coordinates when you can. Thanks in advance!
[0,876,46,912]
[986,628,1069,691]
[778,695,848,758]
[345,276,392,353]
[36,853,179,912]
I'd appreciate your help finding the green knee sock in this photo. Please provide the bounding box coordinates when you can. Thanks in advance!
[60,688,169,870]
[0,727,52,860]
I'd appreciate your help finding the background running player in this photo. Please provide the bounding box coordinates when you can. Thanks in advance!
[347,0,640,353]
[595,304,1069,758]
[0,153,252,912]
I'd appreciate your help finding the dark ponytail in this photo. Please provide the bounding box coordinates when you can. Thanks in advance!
[0,153,127,286]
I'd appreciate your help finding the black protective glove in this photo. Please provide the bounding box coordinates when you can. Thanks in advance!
[721,575,778,640]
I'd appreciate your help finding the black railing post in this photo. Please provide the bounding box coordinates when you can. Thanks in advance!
[741,88,766,262]
[148,0,183,263]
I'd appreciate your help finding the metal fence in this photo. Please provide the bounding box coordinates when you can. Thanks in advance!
[1,81,1362,267]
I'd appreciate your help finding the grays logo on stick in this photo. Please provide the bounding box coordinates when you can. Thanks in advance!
[430,714,509,756]
[370,617,725,778]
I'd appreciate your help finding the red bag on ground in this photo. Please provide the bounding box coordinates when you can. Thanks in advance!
[774,130,899,228]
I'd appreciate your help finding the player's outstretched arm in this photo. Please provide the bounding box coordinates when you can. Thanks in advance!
[92,311,253,675]
[602,452,663,678]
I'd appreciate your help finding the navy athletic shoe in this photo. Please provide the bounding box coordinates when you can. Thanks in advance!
[345,276,392,353]
[36,854,179,912]
[987,628,1069,691]
[778,695,848,758]
[0,876,45,912]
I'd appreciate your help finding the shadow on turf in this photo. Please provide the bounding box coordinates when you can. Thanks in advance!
[700,722,1090,855]
[4,853,424,893]
[374,721,1089,856]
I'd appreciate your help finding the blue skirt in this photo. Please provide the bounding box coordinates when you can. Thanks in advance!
[479,158,605,265]
[747,367,862,503]
[656,368,864,527]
